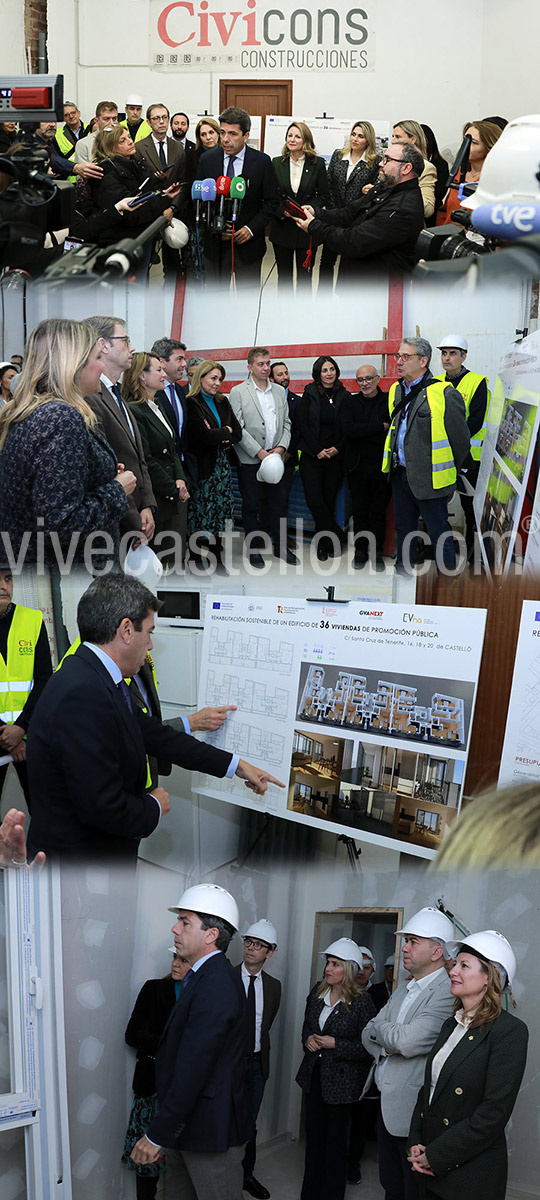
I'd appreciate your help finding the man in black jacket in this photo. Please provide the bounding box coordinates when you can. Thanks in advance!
[292,144,425,282]
[131,883,251,1199]
[26,576,282,860]
[237,920,282,1199]
[196,106,278,286]
[340,364,389,565]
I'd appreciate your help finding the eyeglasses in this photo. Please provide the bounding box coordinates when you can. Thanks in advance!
[381,154,404,165]
[244,938,269,950]
[394,352,420,361]
[357,375,378,383]
[108,335,131,345]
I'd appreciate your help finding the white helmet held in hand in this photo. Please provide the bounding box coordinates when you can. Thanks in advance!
[321,938,365,970]
[244,919,278,947]
[457,929,516,987]
[169,883,239,930]
[163,218,190,250]
[256,453,285,484]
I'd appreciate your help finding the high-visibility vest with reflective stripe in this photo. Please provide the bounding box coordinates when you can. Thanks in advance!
[54,125,78,181]
[57,640,155,788]
[382,380,459,489]
[120,118,152,143]
[434,370,490,461]
[0,605,43,723]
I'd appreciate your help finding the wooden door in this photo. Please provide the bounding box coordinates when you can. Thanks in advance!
[219,79,292,149]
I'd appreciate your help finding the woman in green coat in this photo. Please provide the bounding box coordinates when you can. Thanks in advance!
[123,352,189,568]
[408,929,528,1200]
[269,120,329,291]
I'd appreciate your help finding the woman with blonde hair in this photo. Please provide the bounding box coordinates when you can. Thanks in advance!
[185,359,241,570]
[0,318,134,567]
[391,119,438,217]
[320,120,381,280]
[123,352,188,569]
[74,124,180,257]
[296,938,376,1200]
[194,116,220,158]
[269,120,329,289]
[408,929,528,1199]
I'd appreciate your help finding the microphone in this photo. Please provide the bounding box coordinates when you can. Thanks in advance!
[230,175,246,222]
[214,174,231,232]
[201,177,217,223]
[472,203,540,240]
[191,180,203,222]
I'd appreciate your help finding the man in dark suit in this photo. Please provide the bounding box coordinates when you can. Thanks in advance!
[292,143,425,283]
[131,883,251,1199]
[237,919,282,1199]
[197,106,278,286]
[151,336,198,486]
[136,104,187,277]
[84,315,156,550]
[26,576,282,860]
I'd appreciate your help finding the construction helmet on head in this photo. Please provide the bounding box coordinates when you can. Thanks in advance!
[396,907,455,957]
[456,929,516,988]
[321,938,365,971]
[169,883,239,930]
[244,919,278,947]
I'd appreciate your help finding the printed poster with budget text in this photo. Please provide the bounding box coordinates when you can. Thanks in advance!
[194,597,487,860]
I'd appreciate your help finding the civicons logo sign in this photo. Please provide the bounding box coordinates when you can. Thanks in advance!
[150,0,376,72]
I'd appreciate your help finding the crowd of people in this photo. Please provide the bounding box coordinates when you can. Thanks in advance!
[121,889,528,1200]
[0,318,492,575]
[0,101,507,283]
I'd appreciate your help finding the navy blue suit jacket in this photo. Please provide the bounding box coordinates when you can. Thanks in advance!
[27,644,232,859]
[148,952,250,1152]
[155,382,199,484]
[196,144,278,264]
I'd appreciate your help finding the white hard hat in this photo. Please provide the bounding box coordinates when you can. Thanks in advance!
[256,453,285,484]
[321,938,365,970]
[125,94,144,106]
[244,919,278,947]
[163,218,190,250]
[357,945,376,972]
[438,334,468,351]
[456,929,516,987]
[384,954,395,968]
[397,907,455,944]
[124,542,163,594]
[169,884,239,931]
[463,114,540,211]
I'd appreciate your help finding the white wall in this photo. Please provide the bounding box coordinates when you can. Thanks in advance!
[40,0,528,154]
[0,0,27,73]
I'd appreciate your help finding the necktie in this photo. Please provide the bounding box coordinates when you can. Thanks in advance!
[158,140,167,168]
[117,679,133,714]
[247,974,256,1055]
[183,967,194,986]
[111,383,135,439]
[226,155,236,179]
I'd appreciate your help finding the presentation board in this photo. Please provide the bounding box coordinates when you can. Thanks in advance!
[264,116,390,164]
[194,596,487,860]
[474,330,540,576]
[499,600,540,785]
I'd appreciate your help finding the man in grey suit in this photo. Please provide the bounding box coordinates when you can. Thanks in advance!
[83,315,155,548]
[362,907,456,1200]
[230,347,298,567]
[135,103,186,187]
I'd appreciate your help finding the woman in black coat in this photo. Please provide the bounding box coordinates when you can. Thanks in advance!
[296,938,376,1200]
[269,121,329,290]
[185,359,242,570]
[298,355,349,559]
[320,121,381,281]
[123,352,188,569]
[73,124,179,260]
[338,372,390,566]
[408,929,528,1200]
[122,951,191,1200]
[0,318,134,570]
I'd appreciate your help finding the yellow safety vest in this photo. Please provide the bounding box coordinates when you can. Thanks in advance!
[57,640,156,789]
[120,118,152,143]
[54,125,78,182]
[435,371,490,461]
[0,605,43,723]
[382,380,459,489]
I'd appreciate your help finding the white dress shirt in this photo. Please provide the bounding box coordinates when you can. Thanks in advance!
[241,963,264,1052]
[254,381,278,450]
[375,968,447,1088]
[428,1007,473,1102]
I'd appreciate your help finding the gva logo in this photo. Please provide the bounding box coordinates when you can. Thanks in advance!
[403,612,422,623]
